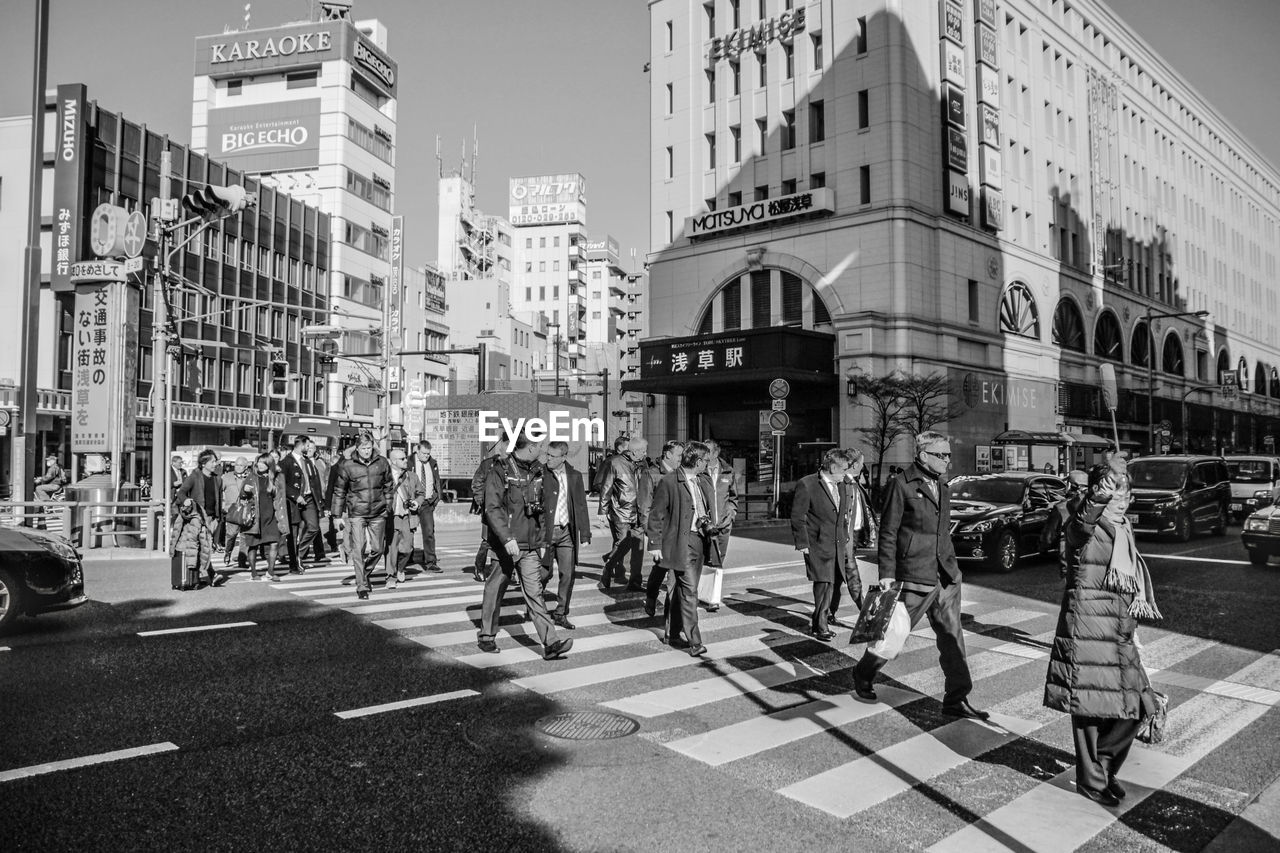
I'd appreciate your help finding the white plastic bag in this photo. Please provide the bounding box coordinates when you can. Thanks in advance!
[867,601,910,661]
[697,567,724,607]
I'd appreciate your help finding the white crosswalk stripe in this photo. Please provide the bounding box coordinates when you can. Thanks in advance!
[253,547,1278,850]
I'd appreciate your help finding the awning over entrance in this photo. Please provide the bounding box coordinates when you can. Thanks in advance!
[621,327,836,394]
[991,430,1114,448]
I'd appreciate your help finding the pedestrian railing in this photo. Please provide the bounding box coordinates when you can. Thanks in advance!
[0,500,166,551]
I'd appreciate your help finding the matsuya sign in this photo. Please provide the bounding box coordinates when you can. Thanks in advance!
[686,188,834,239]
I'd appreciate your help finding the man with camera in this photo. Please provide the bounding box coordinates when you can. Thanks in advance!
[540,440,591,630]
[646,441,714,657]
[386,448,425,590]
[478,433,573,660]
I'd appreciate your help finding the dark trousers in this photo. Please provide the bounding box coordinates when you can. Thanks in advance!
[603,518,644,585]
[854,580,973,706]
[812,560,863,632]
[480,547,559,648]
[644,559,666,603]
[416,505,438,568]
[543,524,576,615]
[1072,715,1141,793]
[290,499,320,569]
[388,514,414,576]
[664,538,705,649]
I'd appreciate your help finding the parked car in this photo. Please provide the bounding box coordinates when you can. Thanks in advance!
[948,472,1067,572]
[0,525,87,635]
[1224,456,1280,522]
[1241,505,1280,566]
[1126,455,1230,541]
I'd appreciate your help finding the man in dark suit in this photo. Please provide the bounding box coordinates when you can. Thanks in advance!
[640,439,683,617]
[279,435,323,574]
[791,448,855,641]
[645,441,713,657]
[386,447,425,590]
[540,440,592,629]
[852,431,988,720]
[410,440,444,576]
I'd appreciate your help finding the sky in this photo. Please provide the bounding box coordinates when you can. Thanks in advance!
[2,0,1278,272]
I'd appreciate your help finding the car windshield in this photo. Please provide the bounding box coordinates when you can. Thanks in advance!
[1128,460,1187,490]
[949,479,1025,504]
[1227,461,1273,483]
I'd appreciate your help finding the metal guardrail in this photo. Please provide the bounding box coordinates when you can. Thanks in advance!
[0,500,165,551]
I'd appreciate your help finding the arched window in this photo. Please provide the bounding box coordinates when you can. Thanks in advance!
[999,282,1040,339]
[1217,349,1231,384]
[1162,332,1185,377]
[1052,299,1085,352]
[1238,357,1250,392]
[1131,321,1151,368]
[1256,363,1269,395]
[1093,311,1123,361]
[693,268,834,334]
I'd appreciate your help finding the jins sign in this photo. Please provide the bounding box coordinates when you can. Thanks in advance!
[709,8,806,63]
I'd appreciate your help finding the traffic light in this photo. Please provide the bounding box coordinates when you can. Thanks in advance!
[269,359,289,399]
[181,185,256,219]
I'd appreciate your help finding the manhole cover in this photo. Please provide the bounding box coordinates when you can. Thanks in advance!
[534,711,640,741]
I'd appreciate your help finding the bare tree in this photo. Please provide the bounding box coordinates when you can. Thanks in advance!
[898,371,967,437]
[853,374,910,486]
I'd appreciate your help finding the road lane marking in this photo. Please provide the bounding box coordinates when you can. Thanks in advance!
[0,647,9,652]
[334,689,480,719]
[666,685,919,767]
[0,742,179,783]
[456,627,662,669]
[1145,554,1250,566]
[137,622,256,637]
[340,591,524,614]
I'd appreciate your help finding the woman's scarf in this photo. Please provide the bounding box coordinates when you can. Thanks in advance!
[1099,483,1161,620]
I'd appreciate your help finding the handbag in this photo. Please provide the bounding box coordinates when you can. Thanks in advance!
[227,498,256,528]
[1137,687,1169,744]
[697,567,724,607]
[849,586,902,645]
[867,601,911,660]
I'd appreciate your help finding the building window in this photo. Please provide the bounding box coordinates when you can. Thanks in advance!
[525,262,532,272]
[968,280,980,323]
[665,83,674,115]
[539,286,546,300]
[731,60,741,95]
[809,100,825,142]
[754,185,768,201]
[346,117,393,164]
[858,90,869,129]
[728,191,742,207]
[856,16,868,54]
[553,236,560,247]
[999,282,1041,339]
[666,210,674,243]
[810,171,826,189]
[859,165,871,204]
[553,261,560,271]
[750,270,771,328]
[780,272,802,325]
[758,52,767,87]
[706,132,716,169]
[665,146,674,178]
[704,198,717,213]
[781,109,796,149]
[1094,311,1123,360]
[525,238,532,248]
[665,20,673,51]
[553,286,560,298]
[540,237,547,248]
[526,287,532,301]
[811,33,823,69]
[722,279,741,330]
[783,43,794,79]
[227,79,242,96]
[706,68,716,103]
[781,178,797,195]
[730,0,740,28]
[730,125,741,163]
[705,1,714,37]
[1052,299,1085,352]
[756,117,767,153]
[539,261,546,272]
[286,70,318,89]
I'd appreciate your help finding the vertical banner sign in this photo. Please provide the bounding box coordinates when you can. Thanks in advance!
[119,285,141,452]
[386,215,404,394]
[1087,68,1116,276]
[939,1,967,219]
[757,411,774,482]
[71,283,133,452]
[52,84,89,294]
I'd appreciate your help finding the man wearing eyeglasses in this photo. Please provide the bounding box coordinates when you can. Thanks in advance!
[852,431,989,721]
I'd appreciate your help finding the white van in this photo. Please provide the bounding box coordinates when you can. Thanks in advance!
[1224,456,1280,521]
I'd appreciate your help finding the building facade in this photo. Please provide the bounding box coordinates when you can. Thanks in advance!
[636,0,1280,487]
[191,2,397,425]
[0,86,330,488]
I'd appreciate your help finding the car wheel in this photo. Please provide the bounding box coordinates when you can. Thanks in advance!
[0,568,21,635]
[1173,511,1192,543]
[987,530,1019,573]
[1211,506,1227,536]
[1248,552,1272,567]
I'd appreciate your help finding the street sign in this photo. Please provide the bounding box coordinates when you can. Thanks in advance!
[1159,419,1172,431]
[123,210,148,258]
[771,399,787,411]
[69,259,127,283]
[768,378,790,399]
[1220,384,1237,398]
[124,256,144,274]
[768,410,790,431]
[88,203,130,257]
[771,429,785,436]
[0,410,10,427]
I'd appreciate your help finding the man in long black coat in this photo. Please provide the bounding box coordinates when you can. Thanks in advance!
[645,441,713,657]
[540,440,592,629]
[851,431,988,720]
[791,448,855,641]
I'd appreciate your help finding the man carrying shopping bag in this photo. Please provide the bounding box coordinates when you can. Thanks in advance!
[850,432,989,720]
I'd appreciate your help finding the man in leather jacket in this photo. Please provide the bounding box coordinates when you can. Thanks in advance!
[600,435,648,590]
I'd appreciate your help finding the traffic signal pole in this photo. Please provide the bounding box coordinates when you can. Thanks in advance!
[152,150,173,551]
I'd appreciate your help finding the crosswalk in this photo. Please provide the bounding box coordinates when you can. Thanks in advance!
[260,545,1279,852]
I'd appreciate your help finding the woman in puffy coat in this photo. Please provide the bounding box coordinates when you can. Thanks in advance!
[1044,455,1161,807]
[237,453,289,581]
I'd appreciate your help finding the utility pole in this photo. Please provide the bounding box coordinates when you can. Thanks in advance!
[151,151,173,549]
[15,0,49,504]
[601,368,609,437]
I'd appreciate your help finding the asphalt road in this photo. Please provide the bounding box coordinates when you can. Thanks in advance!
[2,517,1278,852]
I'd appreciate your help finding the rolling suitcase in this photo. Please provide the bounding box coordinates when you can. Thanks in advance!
[171,552,199,591]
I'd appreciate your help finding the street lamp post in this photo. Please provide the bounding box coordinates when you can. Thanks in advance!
[547,322,562,396]
[1145,306,1210,454]
[1180,385,1215,453]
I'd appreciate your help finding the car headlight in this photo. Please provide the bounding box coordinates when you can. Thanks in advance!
[1244,516,1270,532]
[959,519,997,534]
[1154,498,1181,511]
[37,538,79,562]
[1253,490,1273,500]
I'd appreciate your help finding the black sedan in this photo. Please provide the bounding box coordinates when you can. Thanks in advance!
[949,472,1067,572]
[0,525,87,634]
[1241,505,1280,567]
